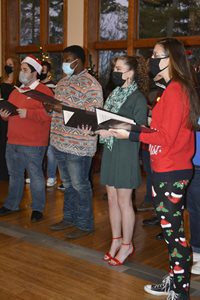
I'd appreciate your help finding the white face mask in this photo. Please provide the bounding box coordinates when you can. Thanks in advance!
[62,59,78,76]
[19,71,32,85]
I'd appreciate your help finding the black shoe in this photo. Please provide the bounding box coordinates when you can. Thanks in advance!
[156,232,164,241]
[31,211,43,222]
[0,206,15,216]
[65,228,93,239]
[144,274,173,296]
[50,220,74,231]
[143,216,160,226]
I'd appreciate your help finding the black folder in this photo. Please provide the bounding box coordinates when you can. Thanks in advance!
[62,107,155,133]
[14,87,60,105]
[0,100,18,116]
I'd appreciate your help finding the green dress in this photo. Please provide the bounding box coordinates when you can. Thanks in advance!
[100,89,147,189]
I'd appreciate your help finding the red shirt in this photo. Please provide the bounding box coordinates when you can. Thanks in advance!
[140,81,194,173]
[7,82,53,146]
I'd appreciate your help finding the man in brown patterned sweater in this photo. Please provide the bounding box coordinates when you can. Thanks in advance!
[50,45,103,239]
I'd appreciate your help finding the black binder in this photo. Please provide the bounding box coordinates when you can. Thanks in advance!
[0,100,18,116]
[62,107,155,133]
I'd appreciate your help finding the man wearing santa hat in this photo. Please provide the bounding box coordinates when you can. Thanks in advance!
[0,55,53,222]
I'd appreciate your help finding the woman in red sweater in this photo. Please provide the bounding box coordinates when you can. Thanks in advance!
[109,38,200,300]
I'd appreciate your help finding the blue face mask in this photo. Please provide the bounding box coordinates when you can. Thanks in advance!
[62,59,78,76]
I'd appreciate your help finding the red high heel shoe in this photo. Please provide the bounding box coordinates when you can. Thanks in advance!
[103,236,122,261]
[108,242,135,266]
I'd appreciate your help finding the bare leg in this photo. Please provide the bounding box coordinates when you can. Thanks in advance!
[111,188,135,263]
[105,185,122,258]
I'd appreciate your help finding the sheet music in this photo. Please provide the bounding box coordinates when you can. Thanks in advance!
[96,108,136,125]
[14,86,29,93]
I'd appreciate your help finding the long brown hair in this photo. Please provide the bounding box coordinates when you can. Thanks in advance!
[156,38,200,130]
[2,56,21,85]
[113,55,149,96]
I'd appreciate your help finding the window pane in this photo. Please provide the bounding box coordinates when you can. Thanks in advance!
[48,53,63,82]
[48,0,64,44]
[20,0,40,45]
[99,0,129,40]
[139,0,200,38]
[98,50,126,90]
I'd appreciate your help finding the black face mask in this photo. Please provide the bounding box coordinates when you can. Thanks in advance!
[111,71,126,87]
[4,65,13,75]
[39,73,48,81]
[149,57,168,79]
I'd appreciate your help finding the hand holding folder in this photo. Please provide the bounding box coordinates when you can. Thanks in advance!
[0,100,18,116]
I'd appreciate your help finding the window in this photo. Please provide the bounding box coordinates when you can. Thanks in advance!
[139,0,200,38]
[48,0,64,44]
[99,0,129,40]
[20,0,40,46]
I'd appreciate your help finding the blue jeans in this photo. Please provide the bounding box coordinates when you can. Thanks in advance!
[47,145,58,178]
[53,147,93,232]
[187,167,200,253]
[5,144,46,212]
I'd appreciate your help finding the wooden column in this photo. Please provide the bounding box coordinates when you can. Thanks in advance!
[84,0,99,67]
[1,0,19,66]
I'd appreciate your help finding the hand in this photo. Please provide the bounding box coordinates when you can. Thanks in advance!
[53,103,62,113]
[43,103,54,113]
[95,129,114,138]
[17,108,27,118]
[78,124,93,135]
[0,109,11,119]
[108,129,130,139]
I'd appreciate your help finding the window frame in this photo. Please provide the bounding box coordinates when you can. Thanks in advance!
[84,0,200,64]
[1,0,67,62]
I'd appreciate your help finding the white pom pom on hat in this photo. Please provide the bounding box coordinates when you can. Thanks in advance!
[21,55,42,74]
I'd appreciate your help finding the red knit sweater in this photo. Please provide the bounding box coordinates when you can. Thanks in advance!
[7,83,53,146]
[140,81,194,173]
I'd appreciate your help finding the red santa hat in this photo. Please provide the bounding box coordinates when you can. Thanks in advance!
[21,55,42,74]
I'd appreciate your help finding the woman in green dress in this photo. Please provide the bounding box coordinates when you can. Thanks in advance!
[98,55,148,266]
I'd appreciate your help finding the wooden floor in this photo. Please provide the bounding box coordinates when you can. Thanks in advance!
[0,171,200,300]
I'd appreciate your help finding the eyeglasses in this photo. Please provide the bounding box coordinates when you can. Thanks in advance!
[152,54,169,59]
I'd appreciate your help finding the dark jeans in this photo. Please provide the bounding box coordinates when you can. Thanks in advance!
[187,167,200,253]
[53,147,93,232]
[153,178,191,295]
[5,144,46,212]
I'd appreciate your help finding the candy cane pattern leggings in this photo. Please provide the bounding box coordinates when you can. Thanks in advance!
[152,179,191,295]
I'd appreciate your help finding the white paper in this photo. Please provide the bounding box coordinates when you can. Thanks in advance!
[96,108,135,125]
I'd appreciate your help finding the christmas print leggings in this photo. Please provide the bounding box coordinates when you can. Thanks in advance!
[152,179,191,295]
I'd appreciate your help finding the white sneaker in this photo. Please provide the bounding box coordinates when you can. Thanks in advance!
[25,178,30,184]
[193,252,200,262]
[46,178,57,187]
[191,261,200,275]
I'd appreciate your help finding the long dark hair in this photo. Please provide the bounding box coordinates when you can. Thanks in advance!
[156,38,200,130]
